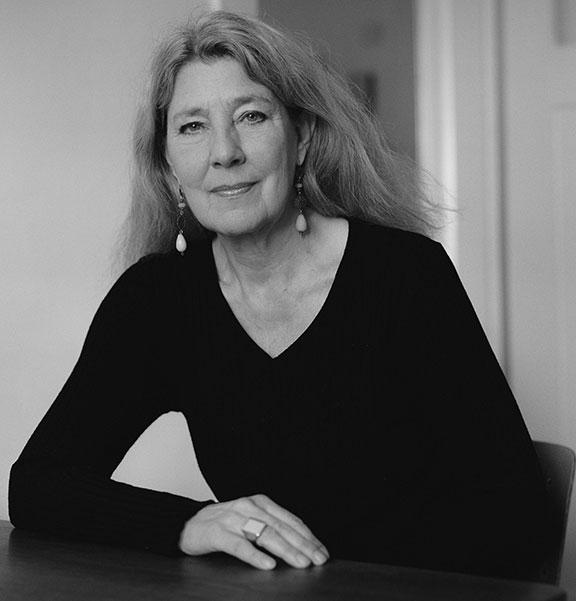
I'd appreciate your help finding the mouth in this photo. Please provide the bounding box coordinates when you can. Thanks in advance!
[210,181,257,197]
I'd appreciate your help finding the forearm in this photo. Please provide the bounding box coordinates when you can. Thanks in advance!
[9,458,213,555]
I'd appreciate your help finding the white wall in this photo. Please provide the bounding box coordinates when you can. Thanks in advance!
[501,1,576,594]
[0,0,227,521]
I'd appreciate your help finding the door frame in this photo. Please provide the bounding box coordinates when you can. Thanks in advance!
[415,0,506,366]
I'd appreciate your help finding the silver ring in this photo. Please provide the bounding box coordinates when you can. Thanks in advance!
[242,518,267,542]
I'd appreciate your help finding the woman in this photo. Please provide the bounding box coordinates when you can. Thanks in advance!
[9,11,548,579]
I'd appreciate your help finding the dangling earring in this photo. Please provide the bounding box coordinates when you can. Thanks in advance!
[294,171,308,235]
[176,186,187,255]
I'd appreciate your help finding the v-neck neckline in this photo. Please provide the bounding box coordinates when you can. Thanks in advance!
[206,219,354,362]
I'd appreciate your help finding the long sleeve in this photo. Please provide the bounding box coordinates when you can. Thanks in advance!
[356,233,549,578]
[9,256,213,554]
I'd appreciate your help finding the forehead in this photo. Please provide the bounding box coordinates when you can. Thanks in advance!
[168,58,276,112]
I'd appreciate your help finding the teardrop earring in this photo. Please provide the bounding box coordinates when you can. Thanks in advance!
[176,186,187,255]
[294,172,308,235]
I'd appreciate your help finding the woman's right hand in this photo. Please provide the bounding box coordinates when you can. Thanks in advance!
[178,494,329,570]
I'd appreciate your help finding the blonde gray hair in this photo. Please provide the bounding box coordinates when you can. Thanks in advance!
[120,10,439,266]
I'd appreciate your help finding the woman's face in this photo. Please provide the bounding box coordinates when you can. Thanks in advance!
[165,58,311,238]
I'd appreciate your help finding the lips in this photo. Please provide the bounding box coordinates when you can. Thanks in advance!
[210,181,257,197]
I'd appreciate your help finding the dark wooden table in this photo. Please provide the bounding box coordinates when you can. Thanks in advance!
[0,521,566,600]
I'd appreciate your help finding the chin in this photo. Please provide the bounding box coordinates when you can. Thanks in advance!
[203,215,266,238]
[202,208,280,239]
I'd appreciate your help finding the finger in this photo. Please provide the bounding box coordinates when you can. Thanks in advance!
[264,520,328,567]
[236,501,325,564]
[251,495,329,556]
[221,531,276,570]
[250,495,317,540]
[265,518,328,566]
[255,525,313,568]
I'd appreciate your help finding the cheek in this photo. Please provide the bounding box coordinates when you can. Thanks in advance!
[180,164,206,188]
[166,142,208,185]
[254,132,296,182]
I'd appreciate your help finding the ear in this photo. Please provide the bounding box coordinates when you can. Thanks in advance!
[295,111,316,166]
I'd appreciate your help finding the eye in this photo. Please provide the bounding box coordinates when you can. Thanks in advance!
[240,111,267,124]
[179,121,205,135]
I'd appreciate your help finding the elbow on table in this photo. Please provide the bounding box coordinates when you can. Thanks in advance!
[9,460,35,528]
[8,459,62,531]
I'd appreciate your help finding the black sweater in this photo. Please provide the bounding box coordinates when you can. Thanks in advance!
[9,220,548,579]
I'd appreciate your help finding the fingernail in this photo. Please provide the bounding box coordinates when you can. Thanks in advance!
[263,557,276,569]
[313,551,328,565]
[297,555,310,568]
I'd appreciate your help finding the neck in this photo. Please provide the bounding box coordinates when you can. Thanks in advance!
[213,209,314,290]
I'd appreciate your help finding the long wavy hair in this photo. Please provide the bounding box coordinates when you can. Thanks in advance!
[119,10,440,267]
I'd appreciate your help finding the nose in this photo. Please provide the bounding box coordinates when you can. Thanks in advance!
[210,126,246,169]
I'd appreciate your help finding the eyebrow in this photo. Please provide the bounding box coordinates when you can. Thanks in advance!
[171,95,275,122]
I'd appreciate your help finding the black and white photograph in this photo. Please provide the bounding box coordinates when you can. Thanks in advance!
[1,1,575,599]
